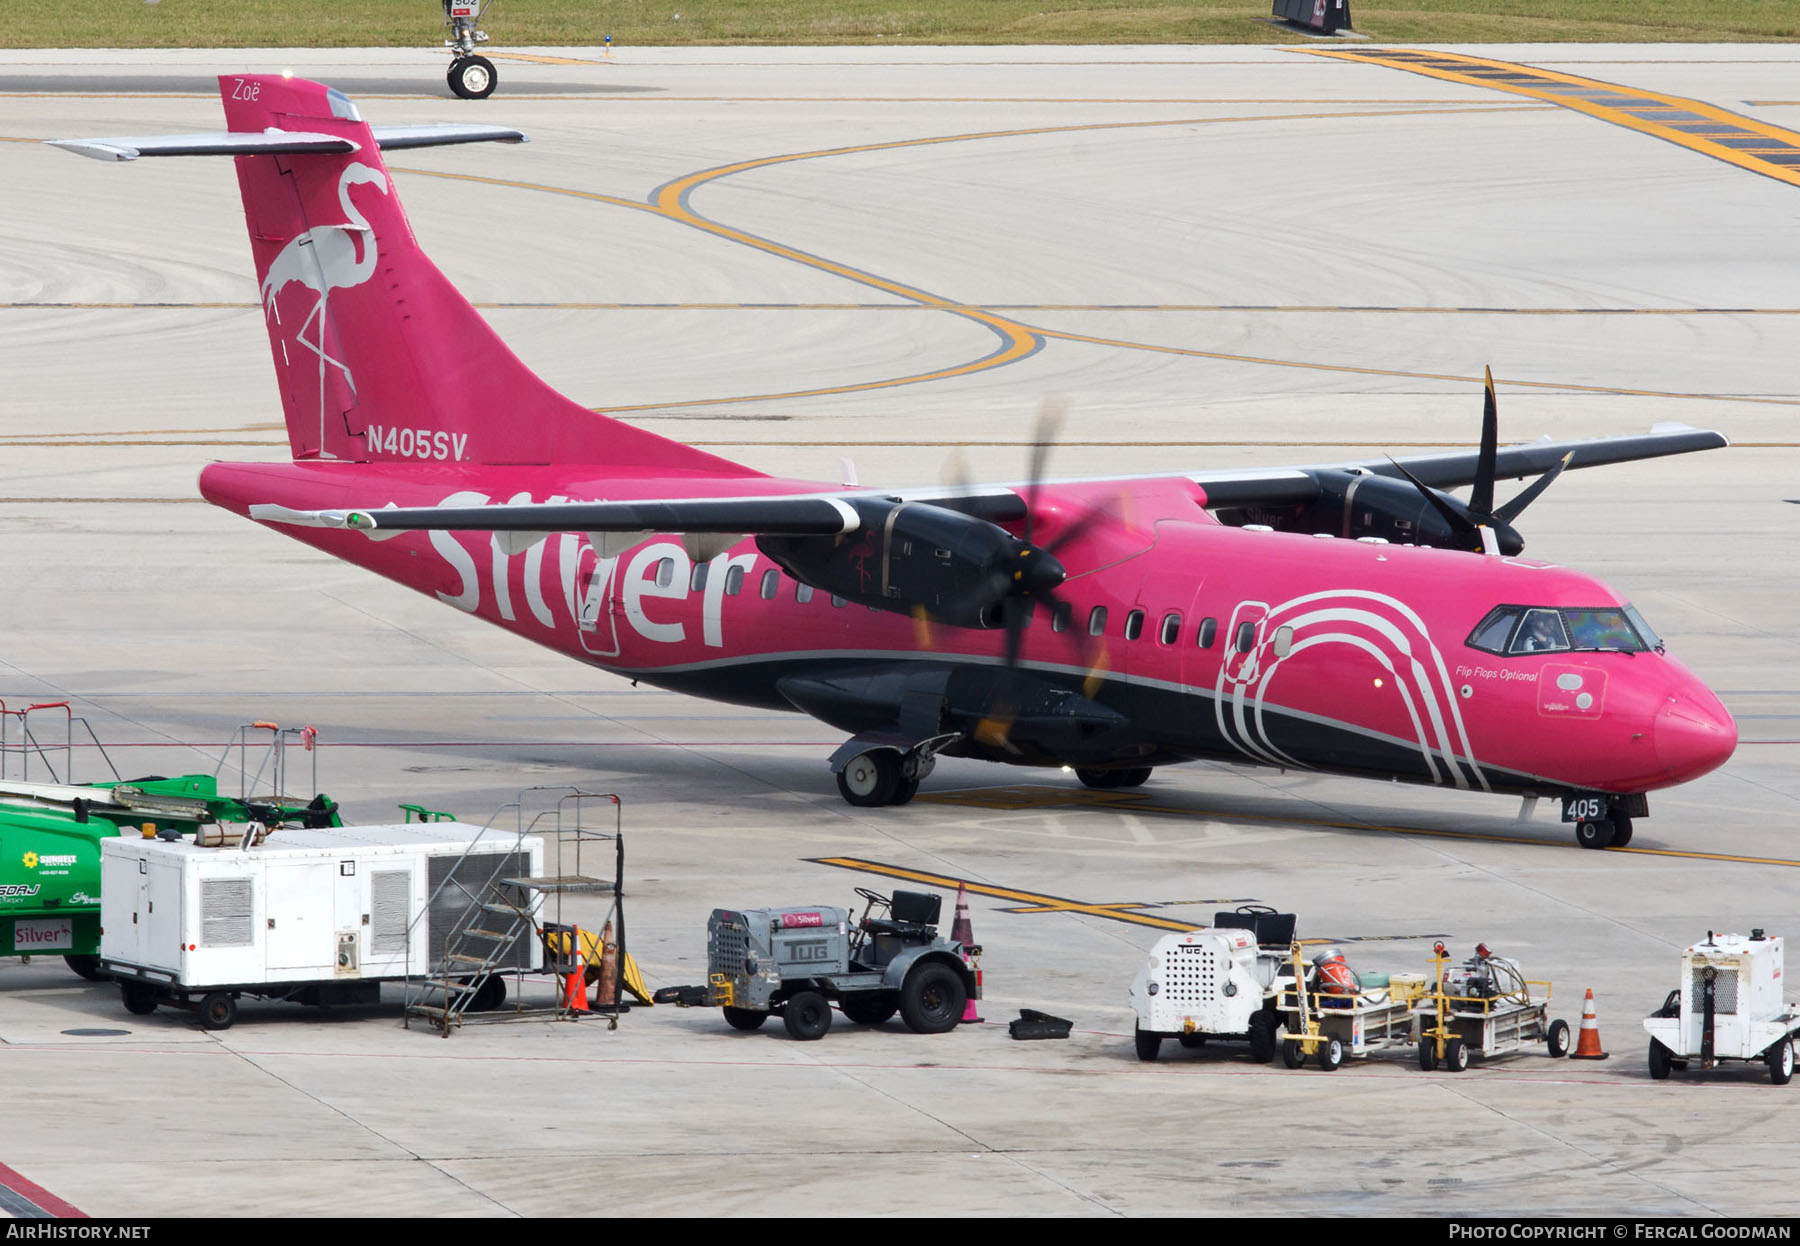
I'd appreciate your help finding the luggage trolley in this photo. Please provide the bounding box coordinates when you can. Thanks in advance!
[1416,941,1571,1071]
[1275,945,1429,1070]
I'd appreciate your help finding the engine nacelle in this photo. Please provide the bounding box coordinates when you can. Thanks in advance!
[758,498,1055,627]
[1253,470,1521,554]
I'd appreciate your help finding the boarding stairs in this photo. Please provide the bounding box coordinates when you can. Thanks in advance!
[403,788,625,1035]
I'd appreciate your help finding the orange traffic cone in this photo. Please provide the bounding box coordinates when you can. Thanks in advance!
[561,926,589,1012]
[1569,987,1608,1060]
[952,883,983,1023]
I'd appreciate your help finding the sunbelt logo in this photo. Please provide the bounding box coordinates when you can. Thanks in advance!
[21,851,36,869]
[21,851,76,870]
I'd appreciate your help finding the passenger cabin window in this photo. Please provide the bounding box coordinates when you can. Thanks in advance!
[1051,602,1072,633]
[724,565,746,596]
[1124,610,1145,641]
[655,558,676,589]
[1272,625,1294,658]
[796,583,814,604]
[1197,617,1217,649]
[760,569,780,599]
[1088,606,1108,636]
[1234,622,1256,654]
[830,595,847,608]
[690,563,709,591]
[1160,612,1181,646]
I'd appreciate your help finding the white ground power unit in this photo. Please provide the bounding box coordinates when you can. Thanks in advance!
[1642,930,1799,1084]
[100,822,544,1029]
[1129,925,1292,1062]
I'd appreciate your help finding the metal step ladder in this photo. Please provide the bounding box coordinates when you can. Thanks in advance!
[403,787,625,1035]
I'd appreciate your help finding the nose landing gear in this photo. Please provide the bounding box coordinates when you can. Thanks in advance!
[1565,793,1642,849]
[443,1,498,99]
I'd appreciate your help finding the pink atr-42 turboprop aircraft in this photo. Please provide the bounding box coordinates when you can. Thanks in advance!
[53,75,1737,849]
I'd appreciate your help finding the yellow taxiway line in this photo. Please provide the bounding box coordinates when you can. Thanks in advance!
[1305,48,1800,190]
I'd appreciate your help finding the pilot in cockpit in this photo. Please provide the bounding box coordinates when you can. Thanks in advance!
[1517,612,1562,653]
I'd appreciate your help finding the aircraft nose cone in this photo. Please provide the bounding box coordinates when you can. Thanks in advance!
[1653,691,1738,783]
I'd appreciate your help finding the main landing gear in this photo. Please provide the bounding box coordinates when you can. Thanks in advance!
[1075,767,1152,790]
[836,747,935,808]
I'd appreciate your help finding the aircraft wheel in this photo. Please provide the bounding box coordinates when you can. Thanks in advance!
[1113,767,1152,788]
[890,778,920,806]
[837,751,899,807]
[1608,814,1634,847]
[448,55,497,100]
[1575,819,1612,850]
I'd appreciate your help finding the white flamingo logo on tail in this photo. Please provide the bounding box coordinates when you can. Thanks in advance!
[259,163,389,458]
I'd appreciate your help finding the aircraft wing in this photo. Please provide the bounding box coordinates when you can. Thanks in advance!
[1191,423,1727,508]
[250,485,1026,538]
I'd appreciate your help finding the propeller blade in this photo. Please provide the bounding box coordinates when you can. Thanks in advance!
[1042,493,1119,559]
[1022,397,1067,546]
[1470,365,1499,516]
[1493,450,1574,525]
[1388,457,1478,541]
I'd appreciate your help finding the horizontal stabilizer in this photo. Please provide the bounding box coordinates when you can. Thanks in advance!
[49,129,359,162]
[48,123,525,162]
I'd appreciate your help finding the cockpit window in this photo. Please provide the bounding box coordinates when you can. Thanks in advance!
[1511,609,1570,654]
[1622,603,1662,651]
[1564,608,1646,652]
[1468,607,1518,654]
[1467,604,1652,656]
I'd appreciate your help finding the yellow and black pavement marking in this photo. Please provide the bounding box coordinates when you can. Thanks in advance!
[915,784,1800,868]
[808,856,1446,942]
[809,854,1200,931]
[1307,47,1800,190]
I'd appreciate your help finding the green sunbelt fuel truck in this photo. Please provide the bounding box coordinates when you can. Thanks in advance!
[1,774,338,980]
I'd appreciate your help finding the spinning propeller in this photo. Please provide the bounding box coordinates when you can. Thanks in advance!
[1389,368,1573,556]
[957,401,1119,750]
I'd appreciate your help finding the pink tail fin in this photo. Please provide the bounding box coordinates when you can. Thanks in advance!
[219,73,754,474]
